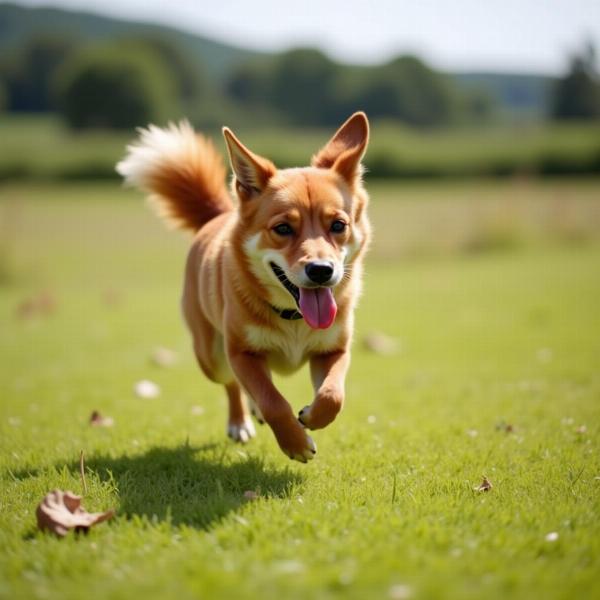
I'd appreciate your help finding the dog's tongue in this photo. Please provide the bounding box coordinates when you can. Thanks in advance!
[298,287,337,329]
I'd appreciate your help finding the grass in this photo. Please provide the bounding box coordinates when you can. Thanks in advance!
[1,114,600,180]
[1,179,600,599]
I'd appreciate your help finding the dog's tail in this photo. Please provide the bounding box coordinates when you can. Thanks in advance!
[116,121,233,232]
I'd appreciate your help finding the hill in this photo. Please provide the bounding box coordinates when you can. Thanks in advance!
[0,3,555,117]
[0,2,264,78]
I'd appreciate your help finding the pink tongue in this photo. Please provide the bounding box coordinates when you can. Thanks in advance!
[298,287,337,329]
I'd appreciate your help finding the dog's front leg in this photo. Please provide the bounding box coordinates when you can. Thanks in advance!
[298,350,349,430]
[227,347,317,462]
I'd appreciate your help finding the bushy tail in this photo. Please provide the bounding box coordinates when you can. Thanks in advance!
[116,121,233,232]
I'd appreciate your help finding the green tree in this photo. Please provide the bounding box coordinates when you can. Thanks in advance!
[269,48,339,125]
[356,56,460,127]
[3,35,78,111]
[552,42,600,120]
[116,36,207,105]
[55,45,178,129]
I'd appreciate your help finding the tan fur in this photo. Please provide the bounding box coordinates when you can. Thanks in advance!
[118,113,371,462]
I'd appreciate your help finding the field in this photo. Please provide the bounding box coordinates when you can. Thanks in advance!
[2,115,600,181]
[1,178,600,599]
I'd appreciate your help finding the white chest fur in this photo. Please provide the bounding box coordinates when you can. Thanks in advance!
[244,321,343,374]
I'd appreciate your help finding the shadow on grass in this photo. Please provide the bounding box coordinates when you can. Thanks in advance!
[85,444,303,529]
[16,443,304,531]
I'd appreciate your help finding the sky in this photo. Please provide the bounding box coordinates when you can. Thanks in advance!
[13,0,600,74]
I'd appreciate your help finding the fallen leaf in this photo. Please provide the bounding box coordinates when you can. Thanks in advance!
[243,490,259,500]
[101,288,123,307]
[89,410,114,427]
[15,290,57,320]
[475,476,493,492]
[36,490,114,537]
[495,420,515,433]
[363,332,398,356]
[134,380,160,399]
[151,347,178,368]
[575,425,587,434]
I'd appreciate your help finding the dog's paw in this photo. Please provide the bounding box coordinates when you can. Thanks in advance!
[284,431,317,463]
[227,417,256,444]
[248,398,265,425]
[298,405,312,428]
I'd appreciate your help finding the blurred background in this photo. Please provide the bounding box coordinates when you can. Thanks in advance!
[1,0,600,300]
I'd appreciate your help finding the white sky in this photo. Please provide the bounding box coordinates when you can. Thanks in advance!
[13,0,600,74]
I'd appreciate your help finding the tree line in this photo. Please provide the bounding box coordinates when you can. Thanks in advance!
[1,34,599,129]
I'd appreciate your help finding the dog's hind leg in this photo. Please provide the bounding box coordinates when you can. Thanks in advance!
[225,382,256,443]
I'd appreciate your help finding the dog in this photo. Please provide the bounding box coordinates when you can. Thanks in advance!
[117,112,370,462]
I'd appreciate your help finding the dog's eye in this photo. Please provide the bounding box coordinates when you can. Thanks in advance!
[273,223,294,236]
[330,220,347,233]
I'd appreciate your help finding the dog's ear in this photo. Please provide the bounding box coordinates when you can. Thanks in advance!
[223,127,276,200]
[312,112,369,184]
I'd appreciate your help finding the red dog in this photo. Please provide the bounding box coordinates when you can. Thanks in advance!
[117,112,371,462]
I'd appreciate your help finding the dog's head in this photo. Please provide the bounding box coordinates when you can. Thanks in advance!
[223,112,370,330]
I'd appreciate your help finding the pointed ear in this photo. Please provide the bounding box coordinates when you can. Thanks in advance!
[222,127,276,199]
[311,112,369,183]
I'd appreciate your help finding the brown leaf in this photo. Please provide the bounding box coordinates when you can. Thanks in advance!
[101,288,123,308]
[475,477,493,492]
[243,490,259,500]
[15,290,57,320]
[89,410,114,427]
[36,490,114,537]
[495,420,514,433]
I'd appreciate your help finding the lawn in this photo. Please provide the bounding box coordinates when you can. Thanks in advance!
[1,179,599,599]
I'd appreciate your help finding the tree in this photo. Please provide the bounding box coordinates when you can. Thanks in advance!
[55,46,178,129]
[269,48,339,125]
[3,35,78,111]
[552,42,600,120]
[355,56,460,127]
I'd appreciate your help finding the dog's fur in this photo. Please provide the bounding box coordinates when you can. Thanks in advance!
[117,113,370,462]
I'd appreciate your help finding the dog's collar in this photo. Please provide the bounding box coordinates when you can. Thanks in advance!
[271,305,303,320]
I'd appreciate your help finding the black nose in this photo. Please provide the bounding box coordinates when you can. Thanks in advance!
[305,261,334,284]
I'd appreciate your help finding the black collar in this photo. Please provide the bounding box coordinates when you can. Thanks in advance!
[271,305,303,320]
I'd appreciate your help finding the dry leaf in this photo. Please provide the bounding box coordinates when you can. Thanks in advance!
[475,476,493,492]
[134,379,160,399]
[151,347,178,368]
[101,288,123,307]
[89,410,114,427]
[575,425,587,434]
[363,332,398,356]
[36,490,114,537]
[243,490,259,500]
[15,290,57,320]
[495,420,515,433]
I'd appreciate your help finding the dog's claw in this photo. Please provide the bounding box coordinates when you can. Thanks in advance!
[227,418,256,444]
[286,432,316,463]
[248,399,265,425]
[298,405,311,428]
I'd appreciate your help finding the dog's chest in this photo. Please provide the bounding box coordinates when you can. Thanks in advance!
[244,322,342,373]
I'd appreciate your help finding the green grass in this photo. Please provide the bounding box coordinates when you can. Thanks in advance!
[2,114,600,180]
[1,179,600,599]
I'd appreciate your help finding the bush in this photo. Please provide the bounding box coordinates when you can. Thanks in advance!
[55,46,178,129]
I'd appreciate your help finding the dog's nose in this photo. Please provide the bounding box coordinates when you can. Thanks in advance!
[305,261,334,284]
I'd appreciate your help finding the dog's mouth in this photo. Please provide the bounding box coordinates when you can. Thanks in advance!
[270,262,337,329]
